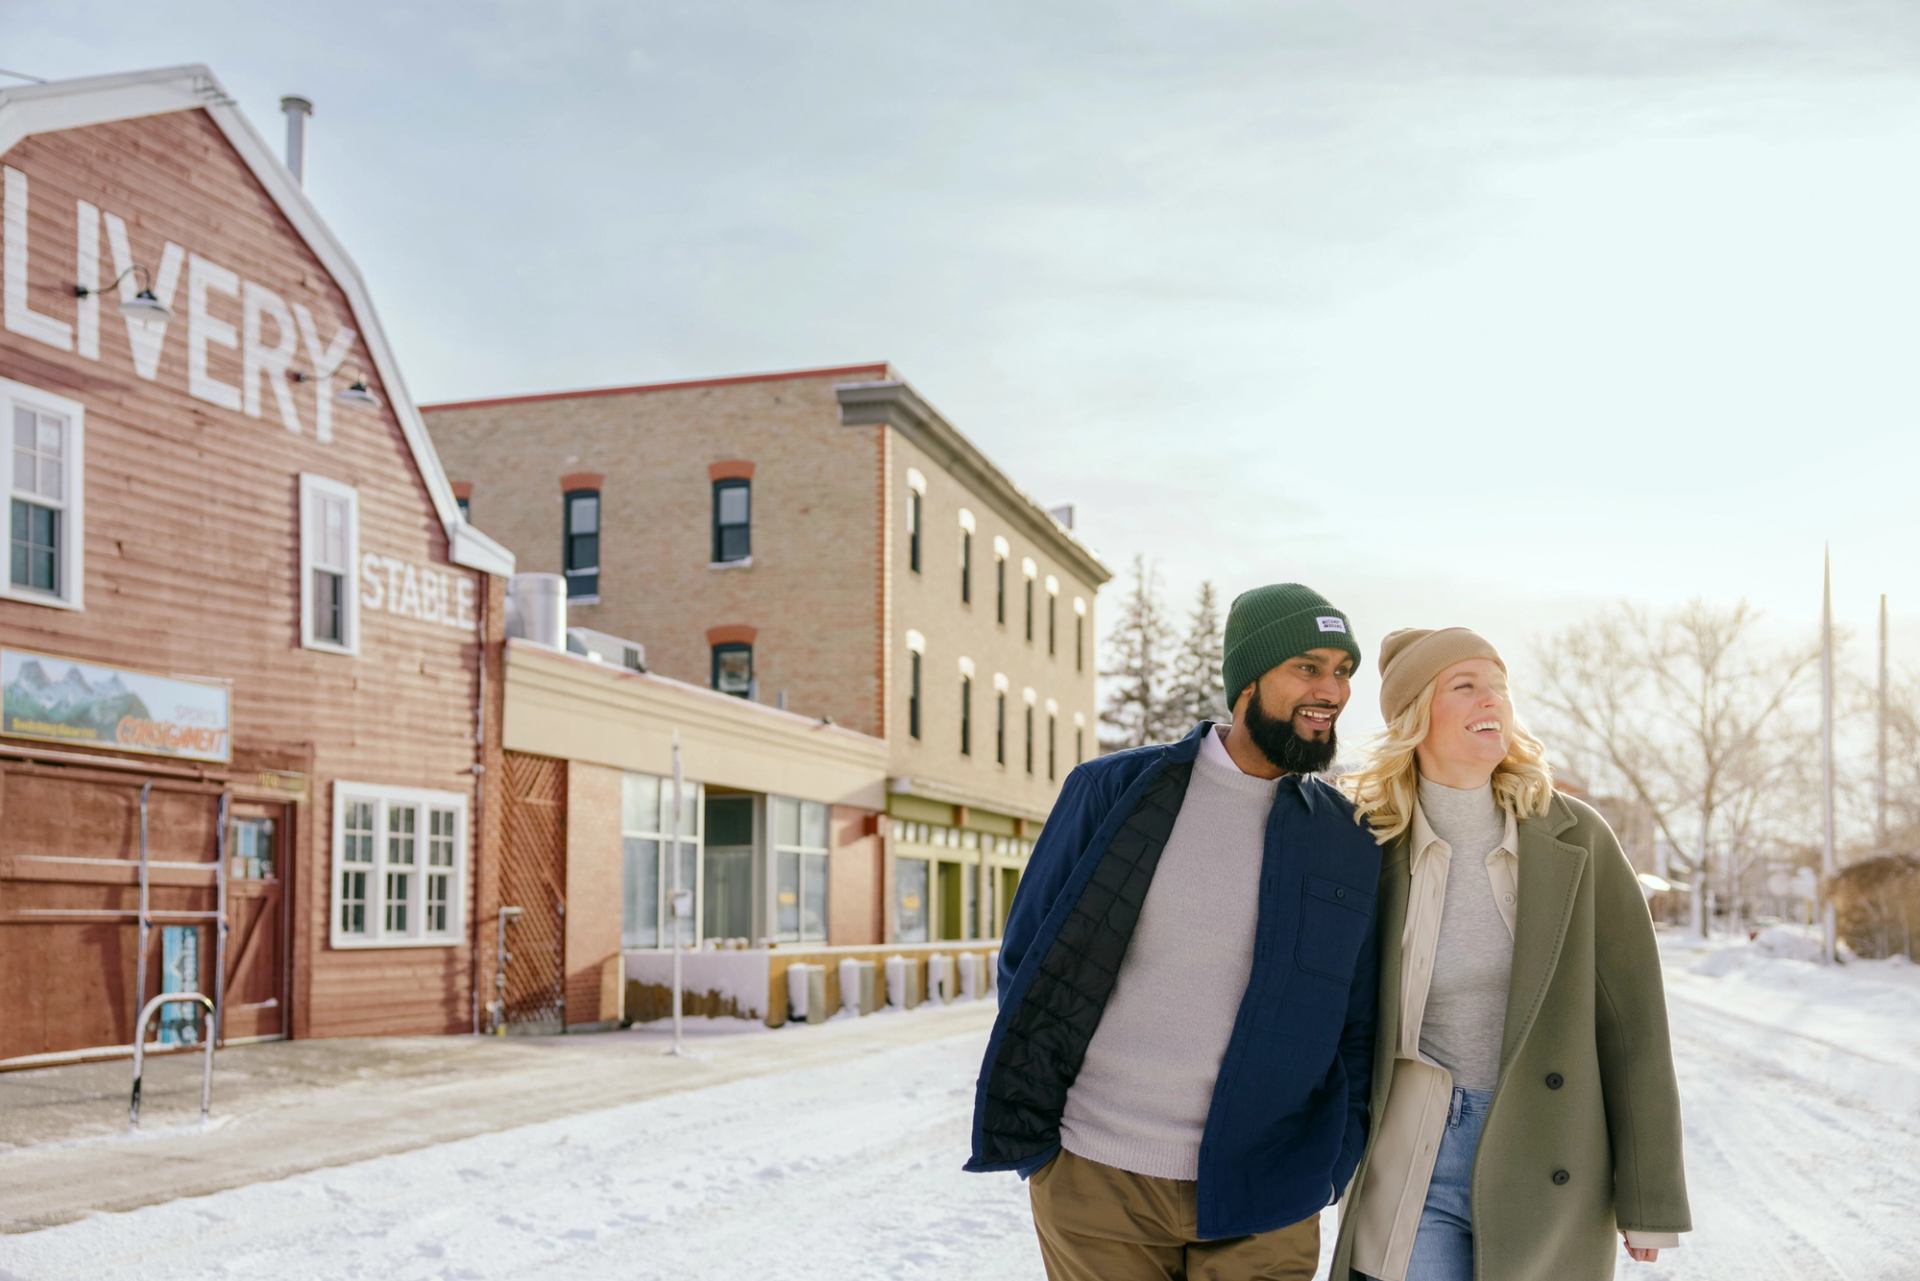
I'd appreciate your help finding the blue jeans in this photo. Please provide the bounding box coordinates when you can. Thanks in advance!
[1403,1086,1492,1281]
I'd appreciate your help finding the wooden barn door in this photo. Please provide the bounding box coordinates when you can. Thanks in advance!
[500,752,567,1031]
[221,803,289,1042]
[0,763,224,1061]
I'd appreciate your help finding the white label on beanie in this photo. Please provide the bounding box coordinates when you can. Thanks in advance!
[1316,616,1348,633]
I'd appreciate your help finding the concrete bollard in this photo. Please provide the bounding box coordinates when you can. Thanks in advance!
[787,963,828,1024]
[958,952,985,1000]
[839,958,879,1016]
[928,953,955,1003]
[885,955,923,1009]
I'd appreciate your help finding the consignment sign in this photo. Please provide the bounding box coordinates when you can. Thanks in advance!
[1,649,232,763]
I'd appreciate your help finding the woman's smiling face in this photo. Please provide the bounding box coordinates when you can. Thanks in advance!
[1417,658,1511,785]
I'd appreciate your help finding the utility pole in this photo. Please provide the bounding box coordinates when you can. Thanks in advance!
[668,729,687,1056]
[1820,548,1838,965]
[1878,593,1890,853]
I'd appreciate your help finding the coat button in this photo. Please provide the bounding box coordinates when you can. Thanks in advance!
[1552,1169,1570,1186]
[1335,888,1347,900]
[1546,1073,1564,1090]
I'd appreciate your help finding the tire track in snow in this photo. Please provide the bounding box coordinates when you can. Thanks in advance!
[1641,990,1920,1281]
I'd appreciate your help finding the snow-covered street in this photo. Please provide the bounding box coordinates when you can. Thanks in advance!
[3,935,1917,1281]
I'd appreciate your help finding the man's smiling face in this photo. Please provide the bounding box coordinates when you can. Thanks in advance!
[1237,647,1354,773]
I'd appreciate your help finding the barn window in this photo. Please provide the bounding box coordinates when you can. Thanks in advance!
[1,378,85,609]
[300,473,359,653]
[331,784,466,947]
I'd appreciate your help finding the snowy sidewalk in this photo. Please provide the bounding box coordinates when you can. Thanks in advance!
[0,1000,998,1235]
[0,1007,1040,1281]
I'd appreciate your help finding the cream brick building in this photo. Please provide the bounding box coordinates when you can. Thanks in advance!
[423,364,1109,944]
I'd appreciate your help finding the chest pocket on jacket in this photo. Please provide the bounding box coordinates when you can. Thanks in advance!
[1295,874,1373,984]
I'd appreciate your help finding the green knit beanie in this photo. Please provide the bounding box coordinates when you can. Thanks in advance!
[1222,583,1361,709]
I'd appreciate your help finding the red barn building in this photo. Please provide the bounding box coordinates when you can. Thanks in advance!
[0,66,513,1064]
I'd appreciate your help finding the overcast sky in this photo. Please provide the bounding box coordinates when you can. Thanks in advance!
[8,0,1917,738]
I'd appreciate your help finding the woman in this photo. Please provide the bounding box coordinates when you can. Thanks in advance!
[1329,627,1690,1281]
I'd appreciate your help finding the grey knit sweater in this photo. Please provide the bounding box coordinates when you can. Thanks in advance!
[1416,777,1514,1092]
[1057,726,1277,1180]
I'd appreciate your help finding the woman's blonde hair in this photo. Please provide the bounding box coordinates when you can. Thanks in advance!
[1343,673,1556,844]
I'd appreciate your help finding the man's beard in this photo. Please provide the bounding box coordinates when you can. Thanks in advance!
[1242,685,1339,774]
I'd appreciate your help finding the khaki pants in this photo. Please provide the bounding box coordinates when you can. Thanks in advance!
[1028,1147,1320,1281]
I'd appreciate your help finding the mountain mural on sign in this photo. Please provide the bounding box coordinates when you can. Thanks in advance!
[4,658,152,733]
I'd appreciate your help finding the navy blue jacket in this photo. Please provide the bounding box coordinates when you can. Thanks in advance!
[965,722,1382,1239]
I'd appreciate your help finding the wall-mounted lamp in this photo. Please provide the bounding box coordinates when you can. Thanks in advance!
[73,264,172,319]
[287,367,381,409]
[335,372,379,408]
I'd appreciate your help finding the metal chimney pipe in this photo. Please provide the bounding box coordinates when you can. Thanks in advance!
[279,95,314,185]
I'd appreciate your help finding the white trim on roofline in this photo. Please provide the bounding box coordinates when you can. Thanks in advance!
[0,65,513,580]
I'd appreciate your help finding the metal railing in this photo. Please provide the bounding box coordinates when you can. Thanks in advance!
[129,992,215,1127]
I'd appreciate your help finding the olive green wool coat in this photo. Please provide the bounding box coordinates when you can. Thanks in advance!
[1330,792,1692,1281]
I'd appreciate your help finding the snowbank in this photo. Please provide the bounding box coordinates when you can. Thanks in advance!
[1662,927,1920,1118]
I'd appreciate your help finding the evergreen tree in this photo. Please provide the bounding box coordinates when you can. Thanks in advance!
[1167,580,1229,727]
[1099,555,1179,750]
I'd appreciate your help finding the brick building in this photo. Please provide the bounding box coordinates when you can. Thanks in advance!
[423,366,1108,945]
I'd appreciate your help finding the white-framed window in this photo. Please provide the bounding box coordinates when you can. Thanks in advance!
[330,783,467,948]
[300,473,359,654]
[771,796,830,943]
[622,771,704,948]
[1,378,85,609]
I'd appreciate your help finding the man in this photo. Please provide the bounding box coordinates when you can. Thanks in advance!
[966,582,1382,1280]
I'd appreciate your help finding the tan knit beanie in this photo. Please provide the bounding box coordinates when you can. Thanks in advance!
[1377,627,1505,722]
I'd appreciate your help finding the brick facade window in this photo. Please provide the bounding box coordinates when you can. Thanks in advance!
[996,688,1007,764]
[707,624,757,699]
[712,643,752,697]
[909,650,922,738]
[709,461,754,565]
[908,489,922,573]
[960,673,973,755]
[560,472,603,601]
[713,479,750,563]
[906,468,926,575]
[906,629,926,741]
[958,508,975,605]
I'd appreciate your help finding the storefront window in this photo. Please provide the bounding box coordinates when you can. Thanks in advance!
[622,772,703,948]
[703,795,755,943]
[896,856,930,943]
[772,796,830,942]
